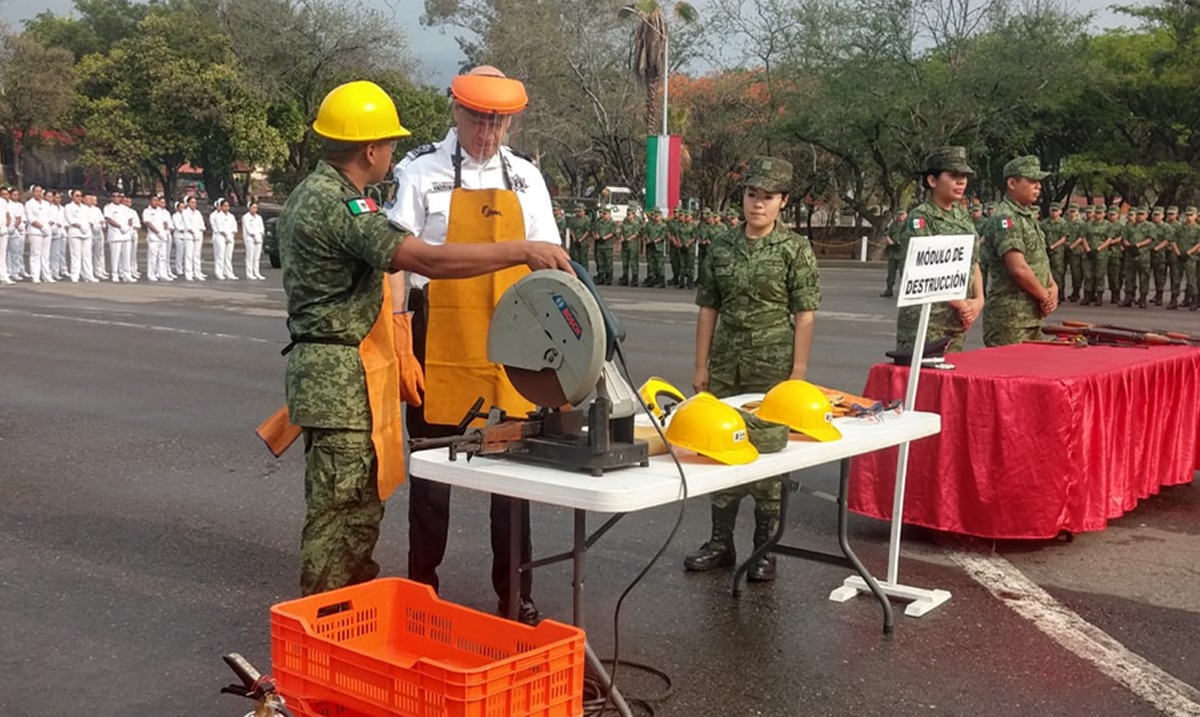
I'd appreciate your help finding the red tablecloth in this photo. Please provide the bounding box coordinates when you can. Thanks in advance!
[849,344,1200,539]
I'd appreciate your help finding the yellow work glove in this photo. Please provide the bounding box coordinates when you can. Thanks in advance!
[393,311,425,406]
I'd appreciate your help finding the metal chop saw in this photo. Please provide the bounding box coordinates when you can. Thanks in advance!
[409,263,650,475]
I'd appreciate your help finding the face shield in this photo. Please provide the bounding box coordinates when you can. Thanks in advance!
[449,73,528,162]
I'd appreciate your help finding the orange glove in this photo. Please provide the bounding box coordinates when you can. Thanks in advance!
[393,311,425,406]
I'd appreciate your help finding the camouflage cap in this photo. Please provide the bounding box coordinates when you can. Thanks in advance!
[1187,206,1198,216]
[1167,205,1179,214]
[1152,206,1164,216]
[600,205,611,214]
[920,146,976,176]
[649,206,662,216]
[724,208,739,218]
[1137,206,1149,215]
[1003,155,1050,180]
[1107,206,1120,215]
[969,199,982,208]
[985,202,996,211]
[742,155,793,192]
[1068,205,1080,213]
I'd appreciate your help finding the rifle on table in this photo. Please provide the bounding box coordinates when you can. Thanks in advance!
[1042,324,1183,347]
[1061,321,1199,345]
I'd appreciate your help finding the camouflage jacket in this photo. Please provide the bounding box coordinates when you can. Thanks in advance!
[980,196,1051,328]
[696,222,821,387]
[643,221,667,244]
[280,160,407,429]
[591,218,617,242]
[620,217,642,241]
[1123,221,1155,255]
[895,201,979,350]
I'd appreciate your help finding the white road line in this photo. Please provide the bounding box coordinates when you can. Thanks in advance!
[950,550,1200,716]
[0,308,274,344]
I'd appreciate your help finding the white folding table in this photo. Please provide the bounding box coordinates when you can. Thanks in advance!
[410,401,940,716]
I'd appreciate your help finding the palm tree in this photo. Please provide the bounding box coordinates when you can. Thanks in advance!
[621,1,698,136]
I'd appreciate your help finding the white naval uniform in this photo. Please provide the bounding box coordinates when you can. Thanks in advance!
[241,212,265,280]
[184,207,206,279]
[88,204,107,278]
[25,197,54,282]
[143,206,172,280]
[49,202,67,278]
[171,211,193,279]
[64,200,95,282]
[128,207,142,277]
[0,198,10,284]
[210,209,238,279]
[387,127,561,290]
[8,200,26,280]
[104,201,132,282]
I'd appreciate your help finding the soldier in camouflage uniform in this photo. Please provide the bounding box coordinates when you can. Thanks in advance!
[591,205,616,284]
[280,81,568,596]
[725,207,741,229]
[618,205,642,286]
[666,209,683,287]
[895,147,984,352]
[979,156,1058,346]
[1182,207,1200,310]
[1149,206,1169,305]
[1105,205,1125,304]
[567,204,591,268]
[970,201,984,230]
[678,208,698,289]
[1163,206,1183,309]
[687,156,820,583]
[880,208,907,297]
[696,208,718,281]
[1064,206,1087,302]
[642,207,667,287]
[553,203,565,241]
[1043,204,1068,301]
[1120,207,1153,309]
[1084,206,1112,306]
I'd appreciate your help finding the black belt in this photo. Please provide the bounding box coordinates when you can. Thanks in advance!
[280,336,359,356]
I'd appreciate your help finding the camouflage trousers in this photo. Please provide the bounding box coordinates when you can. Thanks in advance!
[645,241,666,286]
[983,318,1042,348]
[705,375,783,544]
[1049,249,1066,296]
[885,255,902,291]
[593,240,614,282]
[620,239,640,284]
[1067,251,1084,298]
[1168,253,1183,294]
[895,304,966,353]
[301,427,383,596]
[668,243,683,286]
[697,243,710,282]
[1084,252,1107,297]
[1108,252,1124,299]
[1151,251,1167,296]
[680,243,696,287]
[1124,252,1151,302]
[1184,256,1199,300]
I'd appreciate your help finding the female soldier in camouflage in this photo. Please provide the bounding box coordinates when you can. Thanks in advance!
[894,147,984,352]
[686,156,821,582]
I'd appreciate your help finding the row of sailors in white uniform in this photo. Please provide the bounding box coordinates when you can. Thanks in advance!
[0,186,267,285]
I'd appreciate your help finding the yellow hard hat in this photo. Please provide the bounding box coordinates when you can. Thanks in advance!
[312,81,411,142]
[666,393,759,465]
[638,376,687,420]
[755,380,842,442]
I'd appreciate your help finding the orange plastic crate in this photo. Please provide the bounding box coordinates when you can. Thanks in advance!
[271,578,585,717]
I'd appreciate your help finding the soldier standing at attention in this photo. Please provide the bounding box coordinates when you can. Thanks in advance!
[895,148,984,352]
[667,208,684,287]
[1084,206,1110,306]
[695,208,715,281]
[1120,207,1153,309]
[1164,206,1183,309]
[592,205,616,285]
[687,156,820,582]
[553,203,566,248]
[678,208,698,289]
[618,205,642,286]
[568,204,590,269]
[979,156,1058,346]
[1043,203,1068,302]
[725,207,741,230]
[1104,205,1124,304]
[879,208,906,298]
[642,207,667,287]
[1181,207,1199,310]
[280,80,569,596]
[1149,206,1169,305]
[1063,206,1086,302]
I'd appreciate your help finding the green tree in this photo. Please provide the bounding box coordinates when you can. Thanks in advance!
[24,0,149,60]
[622,1,699,135]
[0,35,77,189]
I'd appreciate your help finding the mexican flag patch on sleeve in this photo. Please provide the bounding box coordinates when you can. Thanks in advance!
[911,217,925,230]
[346,197,378,215]
[1000,218,1014,229]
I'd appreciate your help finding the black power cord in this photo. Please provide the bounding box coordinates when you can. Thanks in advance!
[583,342,691,716]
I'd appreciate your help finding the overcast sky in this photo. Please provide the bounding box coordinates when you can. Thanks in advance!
[1,0,1148,88]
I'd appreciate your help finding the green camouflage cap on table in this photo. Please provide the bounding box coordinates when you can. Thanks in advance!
[1186,206,1198,216]
[742,155,793,192]
[1152,206,1165,216]
[919,146,976,176]
[1002,155,1050,180]
[1167,205,1179,215]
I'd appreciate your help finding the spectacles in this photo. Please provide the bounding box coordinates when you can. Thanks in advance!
[847,400,903,419]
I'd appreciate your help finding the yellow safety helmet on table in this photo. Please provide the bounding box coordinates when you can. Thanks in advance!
[312,80,411,142]
[755,380,842,442]
[638,376,687,421]
[666,393,759,465]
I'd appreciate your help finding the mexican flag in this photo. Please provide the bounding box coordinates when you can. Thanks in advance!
[347,197,378,215]
[646,135,681,213]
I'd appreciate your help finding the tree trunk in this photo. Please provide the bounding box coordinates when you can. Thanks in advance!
[14,139,25,191]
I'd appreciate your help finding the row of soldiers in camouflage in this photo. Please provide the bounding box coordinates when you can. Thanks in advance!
[554,202,741,288]
[883,201,1200,312]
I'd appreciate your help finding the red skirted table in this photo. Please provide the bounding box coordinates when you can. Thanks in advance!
[849,344,1200,539]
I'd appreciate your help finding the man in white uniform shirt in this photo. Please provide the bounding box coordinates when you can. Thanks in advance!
[86,194,107,279]
[171,200,187,278]
[387,66,561,624]
[48,191,68,279]
[7,188,25,282]
[104,192,132,282]
[241,201,265,280]
[210,198,238,280]
[184,196,206,280]
[123,195,141,279]
[143,195,172,281]
[25,186,54,283]
[64,189,97,282]
[0,188,10,285]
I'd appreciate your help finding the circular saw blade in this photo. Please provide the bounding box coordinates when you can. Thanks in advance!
[505,366,571,408]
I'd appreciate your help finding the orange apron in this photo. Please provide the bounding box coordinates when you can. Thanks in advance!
[359,278,406,500]
[424,147,535,426]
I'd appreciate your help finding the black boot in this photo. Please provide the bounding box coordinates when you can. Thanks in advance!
[1168,294,1179,310]
[1139,298,1149,309]
[747,506,779,583]
[618,276,628,286]
[1111,291,1121,305]
[684,503,738,572]
[1154,291,1164,306]
[879,289,894,298]
[1119,297,1132,308]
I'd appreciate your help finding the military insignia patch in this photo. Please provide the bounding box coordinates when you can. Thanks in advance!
[911,217,925,230]
[346,197,378,215]
[1000,218,1014,229]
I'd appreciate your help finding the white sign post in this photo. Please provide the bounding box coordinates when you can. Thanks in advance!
[830,233,974,618]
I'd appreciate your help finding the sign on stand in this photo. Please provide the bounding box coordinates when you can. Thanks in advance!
[829,232,974,619]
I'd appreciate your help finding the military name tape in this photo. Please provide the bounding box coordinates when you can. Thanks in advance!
[896,233,975,308]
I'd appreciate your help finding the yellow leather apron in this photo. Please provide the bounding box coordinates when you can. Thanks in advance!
[359,278,406,500]
[424,145,536,426]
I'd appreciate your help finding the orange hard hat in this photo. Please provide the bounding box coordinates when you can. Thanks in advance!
[450,74,528,115]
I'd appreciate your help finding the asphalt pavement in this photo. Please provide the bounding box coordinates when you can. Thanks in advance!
[1,256,1197,717]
